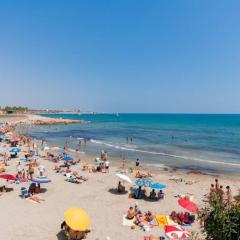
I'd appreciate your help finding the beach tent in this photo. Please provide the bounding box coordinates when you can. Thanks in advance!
[165,225,192,239]
[178,197,198,214]
[64,208,90,231]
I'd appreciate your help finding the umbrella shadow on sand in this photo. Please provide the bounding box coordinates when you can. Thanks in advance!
[108,188,128,195]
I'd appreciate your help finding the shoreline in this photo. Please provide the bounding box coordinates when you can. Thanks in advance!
[0,114,82,125]
[2,114,239,177]
[0,117,240,239]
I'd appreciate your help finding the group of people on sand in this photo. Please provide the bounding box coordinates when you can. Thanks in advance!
[16,158,39,181]
[170,211,195,225]
[209,178,232,204]
[126,203,155,228]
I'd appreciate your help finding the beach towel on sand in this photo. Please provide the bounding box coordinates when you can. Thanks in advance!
[166,215,177,226]
[122,215,135,227]
[155,215,168,227]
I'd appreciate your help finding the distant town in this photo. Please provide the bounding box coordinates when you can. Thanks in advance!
[0,106,97,115]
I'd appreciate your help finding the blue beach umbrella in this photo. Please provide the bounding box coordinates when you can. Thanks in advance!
[57,149,66,154]
[150,183,166,190]
[135,178,154,199]
[9,147,21,153]
[61,156,74,161]
[135,178,153,188]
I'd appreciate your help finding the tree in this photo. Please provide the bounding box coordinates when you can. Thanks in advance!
[199,194,240,240]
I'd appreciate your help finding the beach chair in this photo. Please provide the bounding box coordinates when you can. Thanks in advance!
[20,187,29,198]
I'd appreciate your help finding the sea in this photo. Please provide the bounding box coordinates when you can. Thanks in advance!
[24,113,240,174]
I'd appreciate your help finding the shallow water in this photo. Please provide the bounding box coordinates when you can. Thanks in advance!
[25,113,240,174]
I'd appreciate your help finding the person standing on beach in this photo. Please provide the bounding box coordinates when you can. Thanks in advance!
[136,158,140,170]
[78,139,82,149]
[126,137,128,143]
[218,185,224,202]
[105,160,109,173]
[215,179,219,190]
[122,157,126,170]
[226,186,232,205]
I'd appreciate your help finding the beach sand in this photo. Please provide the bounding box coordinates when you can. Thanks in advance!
[0,150,239,240]
[0,116,239,240]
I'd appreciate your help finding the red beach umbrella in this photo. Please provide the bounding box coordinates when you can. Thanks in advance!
[178,197,199,213]
[11,136,19,142]
[165,225,192,239]
[0,174,17,181]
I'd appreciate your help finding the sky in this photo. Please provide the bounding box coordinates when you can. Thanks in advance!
[0,1,240,113]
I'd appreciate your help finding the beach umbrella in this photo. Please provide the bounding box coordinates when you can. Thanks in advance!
[135,178,153,199]
[44,146,50,151]
[135,178,153,188]
[31,179,51,184]
[178,197,199,214]
[116,173,132,184]
[64,208,90,231]
[11,136,18,142]
[9,147,21,153]
[57,149,66,154]
[150,183,166,190]
[165,225,192,239]
[61,156,74,161]
[38,165,45,172]
[0,174,17,181]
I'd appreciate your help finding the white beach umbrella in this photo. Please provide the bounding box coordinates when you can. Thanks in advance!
[38,165,45,172]
[116,173,132,184]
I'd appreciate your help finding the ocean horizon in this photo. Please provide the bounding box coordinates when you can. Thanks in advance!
[25,113,240,174]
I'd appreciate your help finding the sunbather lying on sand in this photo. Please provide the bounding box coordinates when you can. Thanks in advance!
[29,195,45,203]
[144,235,163,240]
[135,171,152,178]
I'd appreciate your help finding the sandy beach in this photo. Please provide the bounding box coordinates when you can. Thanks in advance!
[0,116,239,240]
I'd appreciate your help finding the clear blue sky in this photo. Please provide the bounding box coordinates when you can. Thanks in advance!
[0,1,240,113]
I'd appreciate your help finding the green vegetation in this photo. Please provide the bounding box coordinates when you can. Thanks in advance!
[1,106,28,114]
[199,194,240,240]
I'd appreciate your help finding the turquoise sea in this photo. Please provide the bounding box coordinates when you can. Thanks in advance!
[27,114,240,174]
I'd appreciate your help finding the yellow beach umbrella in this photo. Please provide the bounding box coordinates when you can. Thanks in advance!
[64,208,90,231]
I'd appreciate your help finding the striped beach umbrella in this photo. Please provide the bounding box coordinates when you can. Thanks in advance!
[165,225,192,239]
